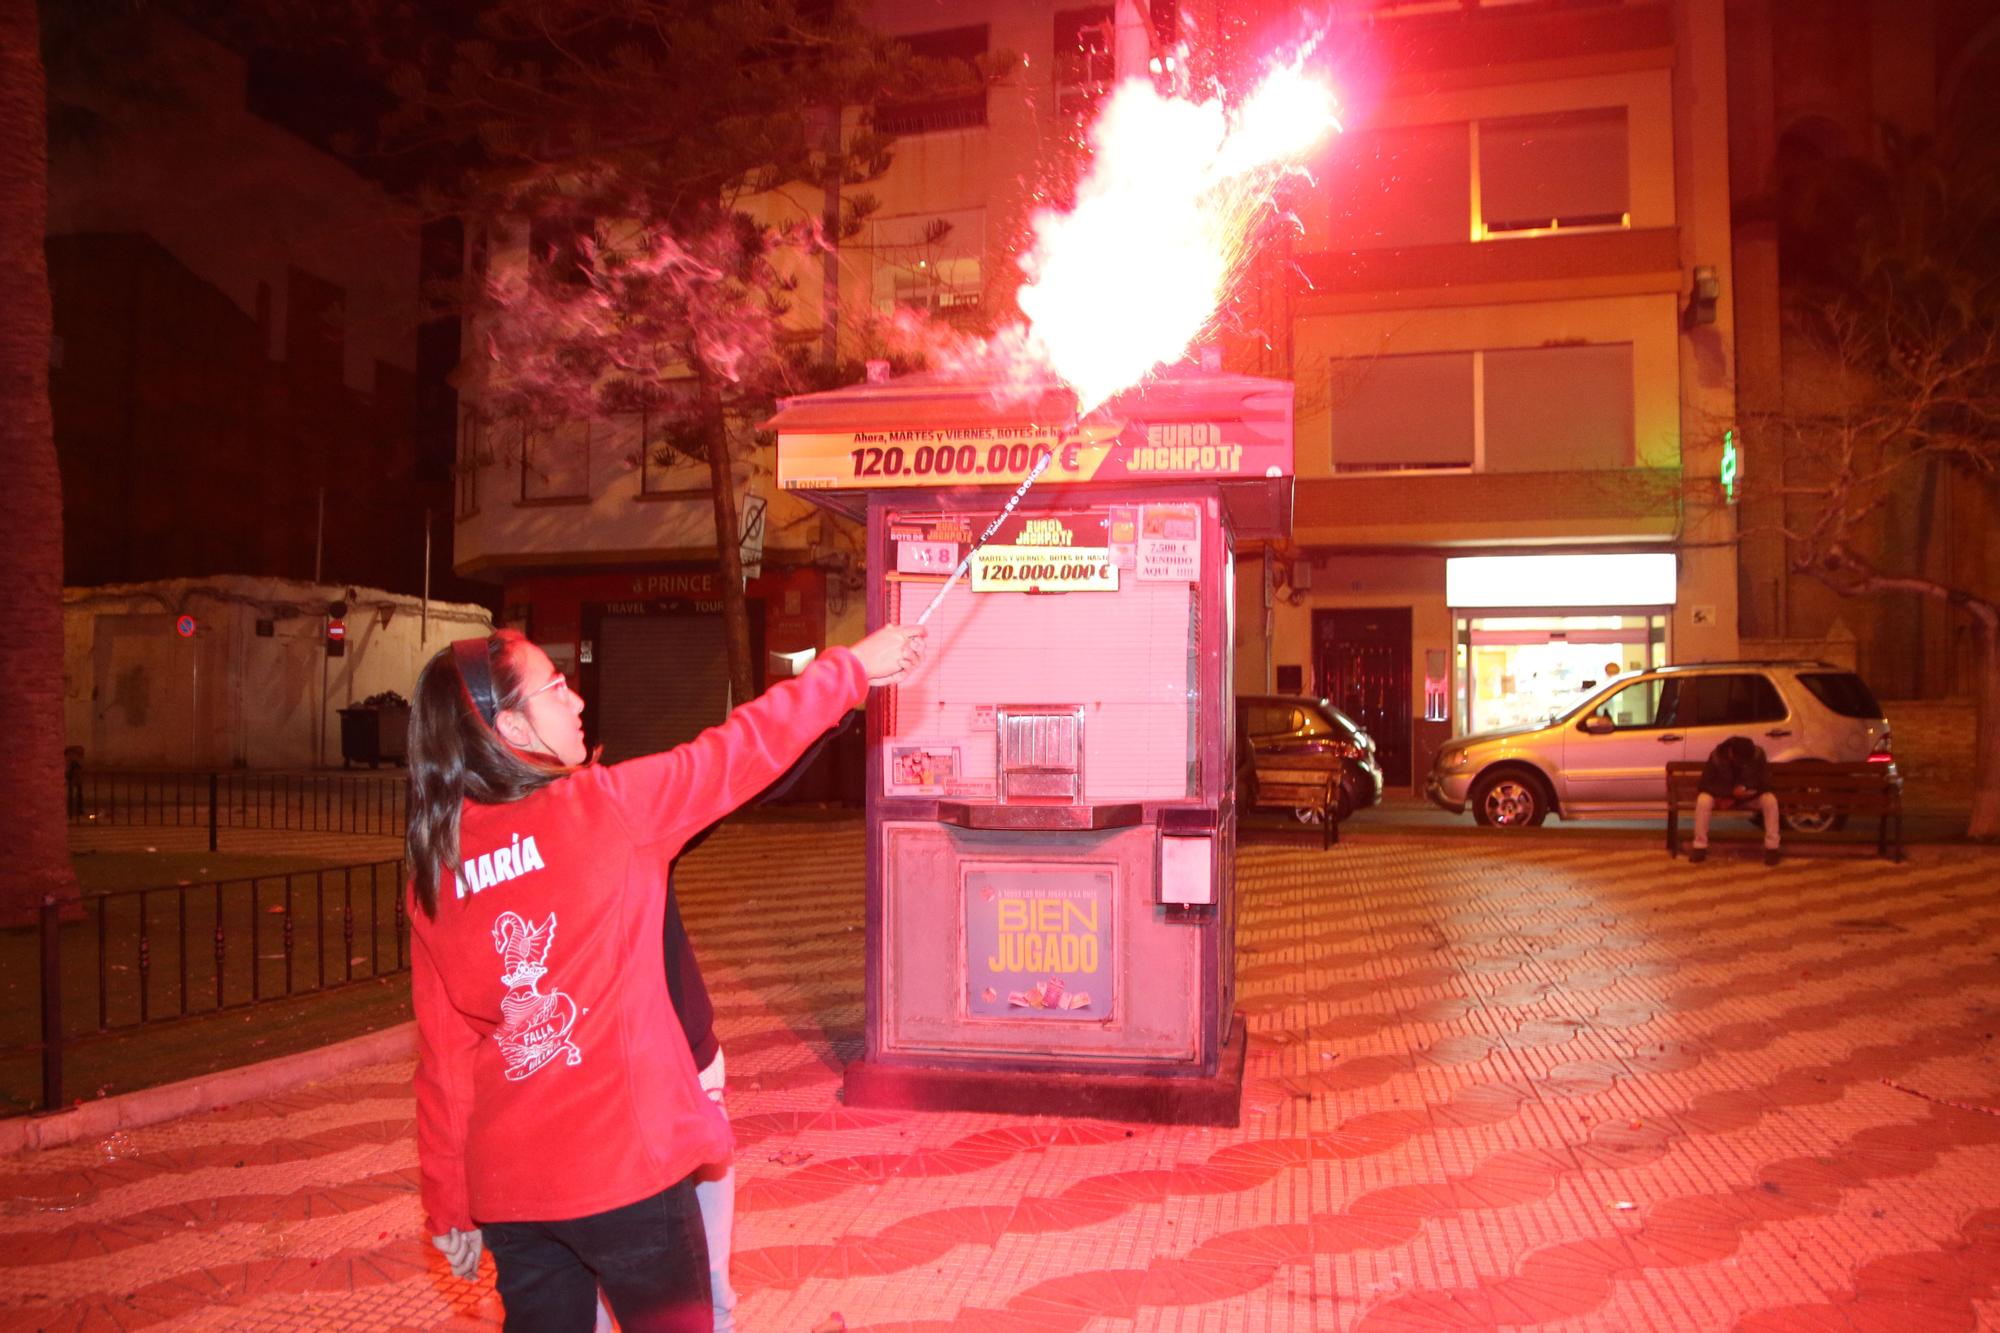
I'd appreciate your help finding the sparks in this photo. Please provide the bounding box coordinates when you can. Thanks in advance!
[1016,61,1341,413]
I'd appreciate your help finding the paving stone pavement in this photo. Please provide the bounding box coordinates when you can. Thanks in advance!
[6,822,2000,1331]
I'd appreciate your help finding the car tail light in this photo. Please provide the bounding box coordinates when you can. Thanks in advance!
[1867,731,1893,762]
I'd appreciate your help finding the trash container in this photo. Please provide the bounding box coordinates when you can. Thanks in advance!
[338,706,410,768]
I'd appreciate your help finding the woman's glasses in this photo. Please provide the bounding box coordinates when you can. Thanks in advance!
[523,674,572,703]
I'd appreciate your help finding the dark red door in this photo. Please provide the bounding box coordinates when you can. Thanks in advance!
[1315,608,1413,789]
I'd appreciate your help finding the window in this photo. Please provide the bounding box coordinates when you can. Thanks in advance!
[1482,343,1633,472]
[456,411,482,518]
[528,215,596,288]
[521,419,590,501]
[1296,708,1338,738]
[1676,674,1786,727]
[871,210,984,317]
[877,26,988,135]
[1054,7,1115,119]
[1323,122,1471,249]
[1328,351,1475,472]
[635,392,709,498]
[1330,344,1632,474]
[1797,672,1884,719]
[1594,678,1665,730]
[1314,108,1629,250]
[1478,109,1628,237]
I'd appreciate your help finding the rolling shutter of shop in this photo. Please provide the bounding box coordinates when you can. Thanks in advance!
[595,614,730,763]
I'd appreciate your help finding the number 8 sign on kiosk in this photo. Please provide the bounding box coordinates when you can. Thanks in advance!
[771,365,1294,1124]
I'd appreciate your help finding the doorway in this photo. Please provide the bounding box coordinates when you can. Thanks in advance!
[1315,608,1413,789]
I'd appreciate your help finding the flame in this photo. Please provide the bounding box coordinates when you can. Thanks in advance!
[1015,62,1340,413]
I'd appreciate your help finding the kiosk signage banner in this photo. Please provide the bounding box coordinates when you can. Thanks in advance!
[965,866,1114,1020]
[778,420,1288,490]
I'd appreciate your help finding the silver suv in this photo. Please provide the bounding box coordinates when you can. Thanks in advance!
[1425,661,1893,828]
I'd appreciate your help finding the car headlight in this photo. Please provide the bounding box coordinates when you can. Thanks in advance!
[1438,748,1472,771]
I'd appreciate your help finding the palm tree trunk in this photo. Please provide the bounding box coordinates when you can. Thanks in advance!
[698,371,755,708]
[1971,617,2000,840]
[0,0,80,924]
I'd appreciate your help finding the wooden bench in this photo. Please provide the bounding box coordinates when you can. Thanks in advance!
[1242,754,1341,849]
[1666,760,1904,861]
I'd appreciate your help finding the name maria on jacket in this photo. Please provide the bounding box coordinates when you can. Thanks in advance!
[456,833,547,900]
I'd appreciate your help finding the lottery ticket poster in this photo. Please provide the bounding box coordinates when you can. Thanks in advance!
[1136,503,1201,582]
[888,745,958,795]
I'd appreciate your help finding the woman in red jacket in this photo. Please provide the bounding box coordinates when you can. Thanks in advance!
[408,624,923,1331]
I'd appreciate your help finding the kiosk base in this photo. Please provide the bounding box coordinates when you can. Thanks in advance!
[842,1014,1248,1127]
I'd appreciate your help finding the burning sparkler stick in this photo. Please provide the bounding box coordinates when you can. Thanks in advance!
[915,438,1064,626]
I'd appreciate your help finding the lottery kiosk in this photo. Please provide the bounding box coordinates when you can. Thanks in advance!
[771,366,1293,1124]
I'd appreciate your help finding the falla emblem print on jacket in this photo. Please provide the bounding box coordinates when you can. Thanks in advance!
[491,910,583,1080]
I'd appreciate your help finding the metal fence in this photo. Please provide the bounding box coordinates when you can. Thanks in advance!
[68,771,408,844]
[15,859,409,1114]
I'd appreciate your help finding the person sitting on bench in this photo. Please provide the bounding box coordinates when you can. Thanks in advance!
[1691,735,1781,866]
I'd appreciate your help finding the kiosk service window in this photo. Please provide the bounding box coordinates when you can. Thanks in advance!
[880,502,1209,805]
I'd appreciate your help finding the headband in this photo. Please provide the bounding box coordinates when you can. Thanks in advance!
[453,637,500,725]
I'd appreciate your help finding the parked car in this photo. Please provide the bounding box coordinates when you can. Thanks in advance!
[1237,694,1385,824]
[1424,661,1894,830]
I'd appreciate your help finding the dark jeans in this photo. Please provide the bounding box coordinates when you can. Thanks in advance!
[481,1177,711,1332]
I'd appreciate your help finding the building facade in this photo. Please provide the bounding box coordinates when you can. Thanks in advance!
[46,14,457,603]
[1231,0,1740,793]
[455,0,1743,783]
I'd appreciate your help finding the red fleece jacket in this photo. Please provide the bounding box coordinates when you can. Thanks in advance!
[411,648,868,1233]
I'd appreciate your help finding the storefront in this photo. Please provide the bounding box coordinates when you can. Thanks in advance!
[499,564,828,761]
[1446,553,1676,734]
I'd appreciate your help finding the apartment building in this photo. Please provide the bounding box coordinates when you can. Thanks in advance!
[452,0,1740,778]
[450,0,1156,758]
[1228,0,1740,793]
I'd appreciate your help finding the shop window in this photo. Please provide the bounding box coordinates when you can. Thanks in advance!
[1457,612,1666,734]
[1478,109,1628,237]
[1328,351,1475,472]
[1322,122,1471,249]
[1482,343,1633,472]
[872,210,984,318]
[1675,673,1786,726]
[877,26,989,135]
[1054,7,1114,120]
[521,419,590,501]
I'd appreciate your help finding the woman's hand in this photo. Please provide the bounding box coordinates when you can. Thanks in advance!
[849,624,927,686]
[432,1227,483,1279]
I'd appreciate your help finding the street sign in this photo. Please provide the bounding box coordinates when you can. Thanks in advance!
[739,492,768,581]
[175,615,197,638]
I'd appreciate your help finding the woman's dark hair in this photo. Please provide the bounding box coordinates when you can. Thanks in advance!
[406,629,573,917]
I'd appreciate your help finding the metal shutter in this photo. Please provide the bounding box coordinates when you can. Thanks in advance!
[595,614,729,763]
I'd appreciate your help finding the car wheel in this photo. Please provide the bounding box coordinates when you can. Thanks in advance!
[1470,770,1549,827]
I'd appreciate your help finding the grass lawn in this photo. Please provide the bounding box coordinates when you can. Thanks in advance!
[2,848,412,1118]
[71,848,356,893]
